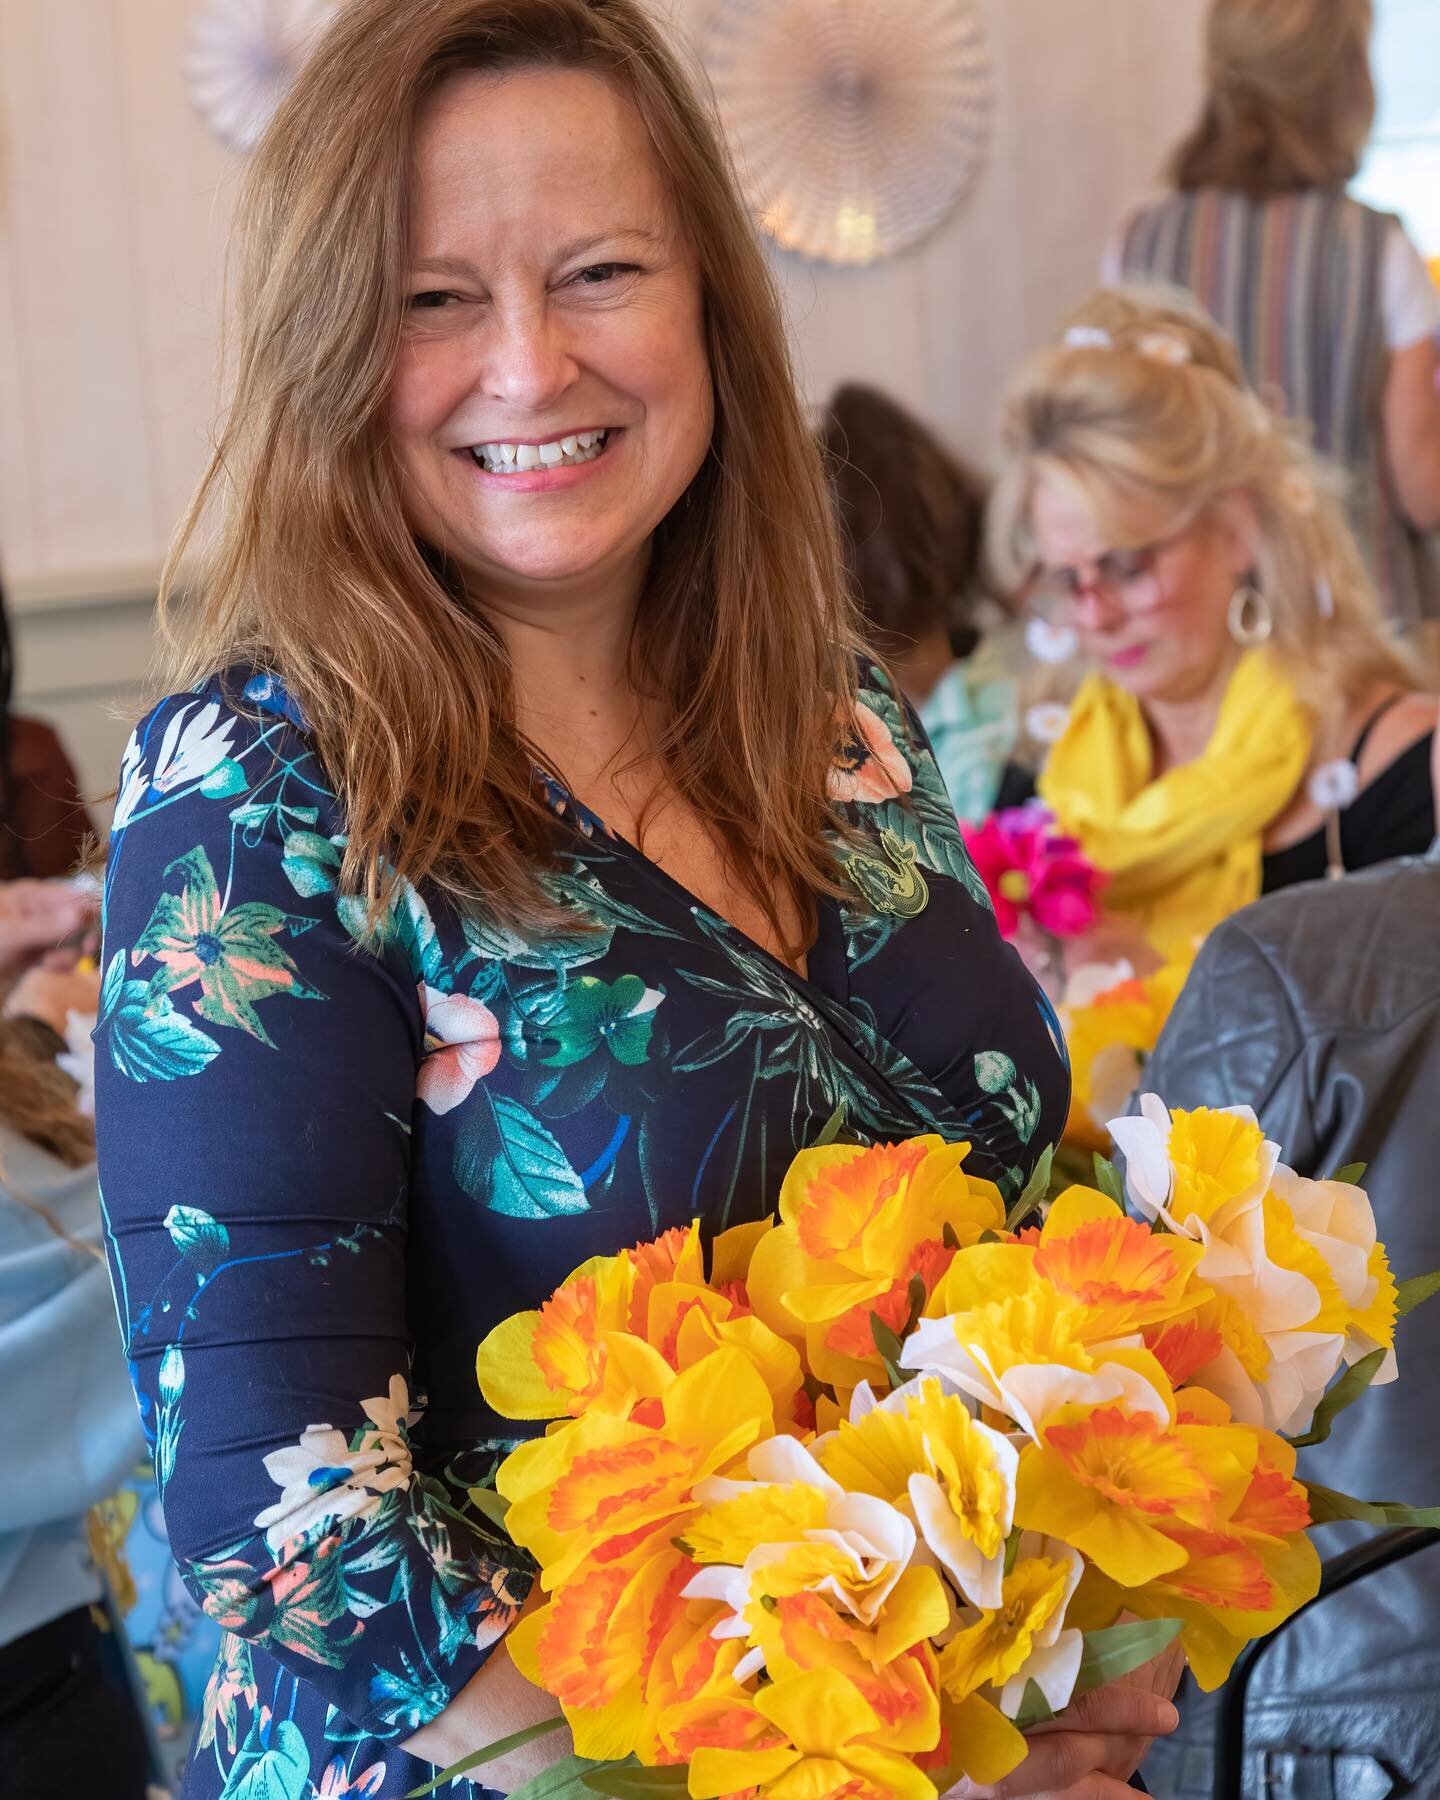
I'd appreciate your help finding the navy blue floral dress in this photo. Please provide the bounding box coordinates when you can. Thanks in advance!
[94,666,1067,1799]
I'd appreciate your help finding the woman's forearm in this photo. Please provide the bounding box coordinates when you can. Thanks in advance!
[401,1627,571,1788]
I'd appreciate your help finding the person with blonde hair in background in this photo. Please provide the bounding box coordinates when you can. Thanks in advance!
[990,285,1438,965]
[1105,0,1440,632]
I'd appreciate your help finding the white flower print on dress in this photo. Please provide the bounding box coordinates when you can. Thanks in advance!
[151,700,239,794]
[254,1374,415,1551]
[113,730,148,831]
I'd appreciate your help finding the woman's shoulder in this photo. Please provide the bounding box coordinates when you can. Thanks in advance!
[112,668,331,836]
[1350,686,1438,785]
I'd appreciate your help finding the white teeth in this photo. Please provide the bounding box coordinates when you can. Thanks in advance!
[470,430,611,474]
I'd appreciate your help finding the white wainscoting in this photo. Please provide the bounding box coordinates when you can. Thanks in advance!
[2,0,1208,802]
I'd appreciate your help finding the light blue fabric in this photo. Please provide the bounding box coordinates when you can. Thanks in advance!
[916,657,1017,824]
[0,1122,145,1648]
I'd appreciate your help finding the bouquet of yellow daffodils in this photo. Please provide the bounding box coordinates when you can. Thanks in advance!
[418,1102,1438,1800]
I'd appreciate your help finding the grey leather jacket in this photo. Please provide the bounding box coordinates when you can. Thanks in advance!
[1136,849,1440,1800]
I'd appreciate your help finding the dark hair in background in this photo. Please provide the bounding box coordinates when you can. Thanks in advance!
[820,383,997,660]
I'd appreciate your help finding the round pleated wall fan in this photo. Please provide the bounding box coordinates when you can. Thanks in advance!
[704,0,994,265]
[186,0,338,154]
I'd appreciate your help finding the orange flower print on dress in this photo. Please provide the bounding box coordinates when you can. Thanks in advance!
[829,701,914,804]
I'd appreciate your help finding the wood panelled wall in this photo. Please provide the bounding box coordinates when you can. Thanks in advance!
[0,0,1207,803]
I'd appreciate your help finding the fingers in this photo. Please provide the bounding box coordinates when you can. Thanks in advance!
[952,1758,1149,1799]
[1026,1684,1179,1741]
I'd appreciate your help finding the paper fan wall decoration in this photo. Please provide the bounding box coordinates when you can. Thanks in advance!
[186,0,339,154]
[704,0,994,266]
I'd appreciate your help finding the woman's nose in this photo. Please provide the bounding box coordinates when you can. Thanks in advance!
[482,303,580,410]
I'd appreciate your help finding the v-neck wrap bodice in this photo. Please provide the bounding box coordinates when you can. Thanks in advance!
[94,664,1068,1798]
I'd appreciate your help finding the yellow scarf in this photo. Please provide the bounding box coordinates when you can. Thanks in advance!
[1038,652,1312,954]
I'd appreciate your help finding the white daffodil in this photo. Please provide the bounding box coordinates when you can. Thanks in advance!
[151,699,239,794]
[996,1537,1086,1719]
[1107,1093,1279,1241]
[1271,1167,1397,1384]
[683,1434,916,1680]
[1026,702,1071,746]
[1064,960,1136,1007]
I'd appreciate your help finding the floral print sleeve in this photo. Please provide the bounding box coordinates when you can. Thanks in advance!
[95,678,527,1751]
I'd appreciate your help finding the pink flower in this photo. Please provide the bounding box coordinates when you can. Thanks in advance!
[319,1758,387,1797]
[829,701,914,804]
[961,802,1104,940]
[417,985,501,1114]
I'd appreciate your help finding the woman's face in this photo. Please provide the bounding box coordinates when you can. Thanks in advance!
[1029,472,1253,707]
[390,67,714,614]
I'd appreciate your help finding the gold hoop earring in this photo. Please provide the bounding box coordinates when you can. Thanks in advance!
[1227,583,1273,648]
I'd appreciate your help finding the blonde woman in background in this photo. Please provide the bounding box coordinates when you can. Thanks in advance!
[991,286,1438,965]
[1105,0,1440,631]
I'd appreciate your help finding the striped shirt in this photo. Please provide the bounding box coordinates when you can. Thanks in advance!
[1114,187,1440,625]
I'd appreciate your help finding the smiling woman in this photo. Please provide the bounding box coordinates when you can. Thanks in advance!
[91,5,1091,1800]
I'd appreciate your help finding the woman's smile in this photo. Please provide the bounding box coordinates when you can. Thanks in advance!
[456,425,623,491]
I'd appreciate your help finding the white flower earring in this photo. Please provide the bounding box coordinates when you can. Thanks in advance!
[1025,616,1079,665]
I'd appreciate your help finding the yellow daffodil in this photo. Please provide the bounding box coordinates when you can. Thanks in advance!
[1061,955,1190,1148]
[1111,1097,1278,1240]
[938,1548,1084,1720]
[686,1666,940,1800]
[746,1138,1003,1389]
[818,1377,1018,1610]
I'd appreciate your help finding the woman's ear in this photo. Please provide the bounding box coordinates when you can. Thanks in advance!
[1211,491,1261,577]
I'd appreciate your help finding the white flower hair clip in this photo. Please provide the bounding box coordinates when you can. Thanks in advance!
[1308,758,1359,813]
[1136,331,1192,368]
[1025,616,1080,665]
[1315,575,1335,619]
[1026,702,1071,746]
[1063,325,1114,350]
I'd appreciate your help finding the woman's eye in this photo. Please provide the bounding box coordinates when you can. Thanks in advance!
[408,290,456,310]
[568,263,638,288]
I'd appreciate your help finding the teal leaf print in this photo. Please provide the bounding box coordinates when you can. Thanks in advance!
[281,830,343,899]
[165,1203,231,1267]
[340,877,444,987]
[104,972,222,1083]
[135,846,323,1045]
[459,907,613,977]
[543,975,663,1068]
[975,1051,1017,1094]
[200,757,250,799]
[454,1095,590,1219]
[222,1718,310,1800]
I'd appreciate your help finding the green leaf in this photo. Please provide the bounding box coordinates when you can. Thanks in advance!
[811,1103,848,1148]
[869,1312,907,1388]
[1005,1143,1054,1232]
[402,1720,572,1797]
[466,1485,511,1530]
[1092,1154,1125,1208]
[1303,1481,1440,1530]
[1011,1677,1058,1732]
[105,984,222,1083]
[1015,1619,1185,1729]
[281,830,342,899]
[1286,1348,1387,1448]
[227,1719,311,1800]
[164,1203,230,1268]
[1329,1162,1368,1186]
[455,1094,590,1220]
[1397,1268,1440,1318]
[200,757,249,799]
[510,1757,603,1800]
[582,1766,692,1796]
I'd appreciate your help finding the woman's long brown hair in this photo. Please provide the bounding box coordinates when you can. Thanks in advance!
[159,0,862,941]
